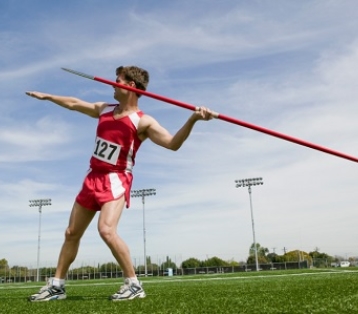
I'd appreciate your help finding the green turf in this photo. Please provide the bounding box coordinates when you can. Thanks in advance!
[1,269,357,314]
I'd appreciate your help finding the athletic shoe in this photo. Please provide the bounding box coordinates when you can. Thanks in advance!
[28,278,66,302]
[109,278,146,301]
[28,277,53,299]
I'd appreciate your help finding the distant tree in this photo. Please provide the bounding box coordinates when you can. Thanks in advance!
[0,259,8,267]
[309,249,333,267]
[272,254,287,263]
[249,243,269,257]
[247,255,269,264]
[161,256,177,270]
[69,265,98,277]
[0,259,9,276]
[135,257,159,273]
[309,249,333,260]
[247,243,269,264]
[202,256,228,267]
[285,250,312,264]
[348,256,357,266]
[10,265,29,278]
[182,258,201,268]
[147,263,159,272]
[41,267,57,277]
[137,265,145,273]
[266,253,279,262]
[98,262,120,274]
[226,259,240,267]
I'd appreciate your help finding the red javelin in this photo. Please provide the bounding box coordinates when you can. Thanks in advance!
[61,67,358,163]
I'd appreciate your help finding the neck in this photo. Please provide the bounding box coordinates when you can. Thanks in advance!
[115,103,138,115]
[115,92,138,107]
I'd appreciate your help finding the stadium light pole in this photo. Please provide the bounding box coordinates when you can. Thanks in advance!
[131,189,156,276]
[29,198,52,282]
[235,178,263,271]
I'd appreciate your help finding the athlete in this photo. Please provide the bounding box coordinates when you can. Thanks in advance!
[26,65,214,302]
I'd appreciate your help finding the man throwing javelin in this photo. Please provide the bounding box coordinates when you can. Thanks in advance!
[26,65,213,302]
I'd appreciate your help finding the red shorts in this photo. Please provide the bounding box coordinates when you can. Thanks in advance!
[75,169,133,211]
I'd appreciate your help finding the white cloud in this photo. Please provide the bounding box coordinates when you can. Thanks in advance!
[0,116,79,162]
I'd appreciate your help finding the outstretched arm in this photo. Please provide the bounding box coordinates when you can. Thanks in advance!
[25,91,107,118]
[139,106,214,151]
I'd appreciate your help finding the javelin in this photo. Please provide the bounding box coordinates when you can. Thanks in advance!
[61,67,358,163]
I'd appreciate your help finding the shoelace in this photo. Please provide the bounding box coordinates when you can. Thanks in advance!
[37,280,52,293]
[118,284,131,293]
[117,279,140,294]
[37,279,64,294]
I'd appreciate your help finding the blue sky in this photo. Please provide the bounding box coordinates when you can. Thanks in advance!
[1,0,358,269]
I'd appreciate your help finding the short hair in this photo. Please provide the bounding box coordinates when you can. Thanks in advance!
[116,66,149,97]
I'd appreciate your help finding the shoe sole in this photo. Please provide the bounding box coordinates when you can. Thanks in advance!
[28,295,67,302]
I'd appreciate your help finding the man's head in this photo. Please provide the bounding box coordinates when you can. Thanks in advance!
[115,66,149,98]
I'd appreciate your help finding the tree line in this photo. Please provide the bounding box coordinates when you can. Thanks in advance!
[1,244,355,278]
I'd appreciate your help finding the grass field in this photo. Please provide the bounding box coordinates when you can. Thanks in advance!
[1,269,357,314]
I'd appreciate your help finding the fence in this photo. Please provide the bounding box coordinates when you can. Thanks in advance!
[0,260,310,283]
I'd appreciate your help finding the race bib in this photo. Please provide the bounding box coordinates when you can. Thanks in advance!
[92,136,121,165]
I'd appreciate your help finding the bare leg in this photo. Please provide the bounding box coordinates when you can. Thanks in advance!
[98,197,136,278]
[55,202,96,278]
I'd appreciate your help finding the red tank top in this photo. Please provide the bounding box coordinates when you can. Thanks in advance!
[89,105,143,172]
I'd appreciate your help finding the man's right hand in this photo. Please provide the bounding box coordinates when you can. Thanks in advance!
[25,91,49,100]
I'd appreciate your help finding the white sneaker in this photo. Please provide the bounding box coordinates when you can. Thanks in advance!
[109,278,146,301]
[28,277,66,302]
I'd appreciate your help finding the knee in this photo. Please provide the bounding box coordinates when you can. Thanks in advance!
[98,225,115,242]
[64,227,81,242]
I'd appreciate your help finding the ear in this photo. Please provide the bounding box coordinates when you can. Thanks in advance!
[130,81,136,87]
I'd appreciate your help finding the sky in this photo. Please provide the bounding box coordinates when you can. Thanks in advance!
[1,0,358,269]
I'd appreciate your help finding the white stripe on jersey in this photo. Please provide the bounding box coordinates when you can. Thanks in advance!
[125,112,141,173]
[128,112,141,128]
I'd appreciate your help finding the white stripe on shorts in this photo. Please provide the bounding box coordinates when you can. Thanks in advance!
[109,173,125,199]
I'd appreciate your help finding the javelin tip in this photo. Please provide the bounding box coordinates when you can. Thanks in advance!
[61,67,95,80]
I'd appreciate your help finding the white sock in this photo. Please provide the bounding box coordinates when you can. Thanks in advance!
[128,277,139,284]
[52,277,65,287]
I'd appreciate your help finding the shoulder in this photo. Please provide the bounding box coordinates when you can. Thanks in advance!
[97,103,113,115]
[138,114,158,127]
[137,114,161,140]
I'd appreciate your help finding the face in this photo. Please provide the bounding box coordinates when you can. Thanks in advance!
[113,75,135,101]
